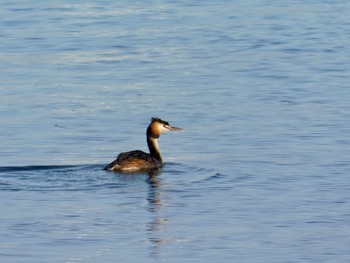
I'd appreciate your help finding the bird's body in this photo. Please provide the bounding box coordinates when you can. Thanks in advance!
[105,118,182,173]
[105,150,161,172]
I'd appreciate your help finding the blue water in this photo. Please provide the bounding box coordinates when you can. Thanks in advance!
[1,1,350,262]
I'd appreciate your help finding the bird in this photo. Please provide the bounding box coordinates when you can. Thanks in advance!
[104,117,183,173]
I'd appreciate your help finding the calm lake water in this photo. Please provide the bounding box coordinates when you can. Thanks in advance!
[1,1,350,262]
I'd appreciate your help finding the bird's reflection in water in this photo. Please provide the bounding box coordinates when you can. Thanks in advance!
[146,169,171,259]
[147,169,162,212]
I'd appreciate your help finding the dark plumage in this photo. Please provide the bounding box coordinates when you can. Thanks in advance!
[151,117,169,126]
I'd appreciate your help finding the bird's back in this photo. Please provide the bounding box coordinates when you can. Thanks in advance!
[104,150,162,172]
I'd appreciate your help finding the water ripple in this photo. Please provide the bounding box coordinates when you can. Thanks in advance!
[0,164,111,192]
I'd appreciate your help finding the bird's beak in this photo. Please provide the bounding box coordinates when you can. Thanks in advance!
[169,126,183,131]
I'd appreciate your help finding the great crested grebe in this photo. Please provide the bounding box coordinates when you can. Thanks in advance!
[104,117,183,173]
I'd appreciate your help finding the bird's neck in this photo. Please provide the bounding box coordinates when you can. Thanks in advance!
[147,136,163,163]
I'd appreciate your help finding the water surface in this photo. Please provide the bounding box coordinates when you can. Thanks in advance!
[1,1,350,262]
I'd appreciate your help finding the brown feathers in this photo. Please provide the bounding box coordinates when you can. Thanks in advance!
[104,150,162,172]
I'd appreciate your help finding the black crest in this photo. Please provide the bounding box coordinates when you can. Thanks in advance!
[151,117,169,126]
